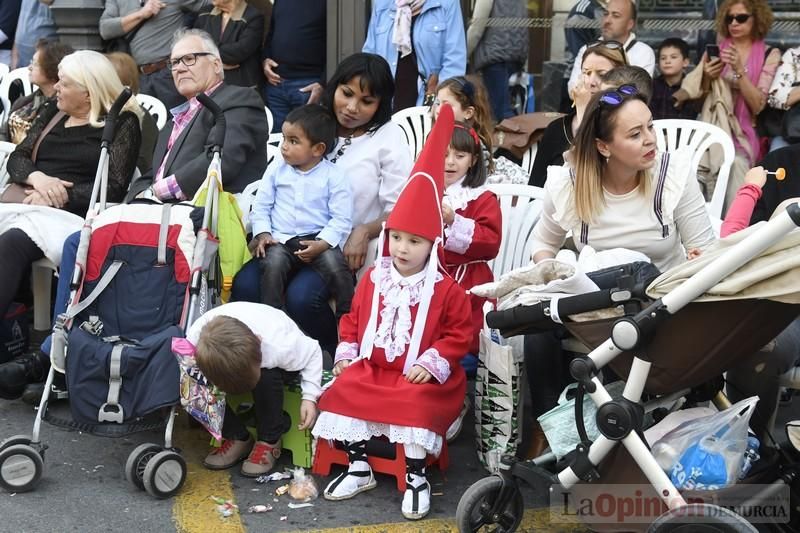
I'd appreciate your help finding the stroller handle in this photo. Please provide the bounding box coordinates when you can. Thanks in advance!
[196,93,226,153]
[101,87,133,147]
[487,289,618,331]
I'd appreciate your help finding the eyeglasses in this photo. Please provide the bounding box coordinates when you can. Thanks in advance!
[725,13,751,25]
[168,52,213,70]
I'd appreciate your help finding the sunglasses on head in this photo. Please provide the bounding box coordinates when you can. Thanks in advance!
[599,84,638,106]
[588,40,625,51]
[725,13,751,25]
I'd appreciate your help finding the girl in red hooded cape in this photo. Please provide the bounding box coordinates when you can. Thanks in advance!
[312,104,472,520]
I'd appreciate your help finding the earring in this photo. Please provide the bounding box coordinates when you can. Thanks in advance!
[605,155,610,164]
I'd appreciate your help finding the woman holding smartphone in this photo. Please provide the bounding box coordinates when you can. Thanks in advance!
[701,0,779,203]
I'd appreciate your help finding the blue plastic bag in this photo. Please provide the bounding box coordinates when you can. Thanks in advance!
[652,397,758,490]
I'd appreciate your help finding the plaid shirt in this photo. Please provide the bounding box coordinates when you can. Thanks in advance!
[153,81,223,200]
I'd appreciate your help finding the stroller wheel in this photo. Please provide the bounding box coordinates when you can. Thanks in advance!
[649,503,757,532]
[0,444,44,493]
[142,450,186,499]
[125,443,163,491]
[456,476,524,533]
[0,434,31,452]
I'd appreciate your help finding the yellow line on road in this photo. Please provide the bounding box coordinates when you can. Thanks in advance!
[285,507,587,533]
[172,414,245,533]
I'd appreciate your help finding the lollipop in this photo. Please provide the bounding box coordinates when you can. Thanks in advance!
[766,168,786,181]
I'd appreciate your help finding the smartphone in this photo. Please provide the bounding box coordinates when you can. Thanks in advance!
[706,44,721,59]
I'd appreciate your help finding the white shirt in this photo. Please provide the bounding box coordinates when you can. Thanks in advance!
[186,302,323,402]
[531,151,715,272]
[567,33,656,94]
[327,121,412,229]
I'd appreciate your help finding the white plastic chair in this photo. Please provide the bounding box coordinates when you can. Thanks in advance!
[135,93,168,130]
[391,105,432,161]
[0,68,34,125]
[519,143,538,177]
[0,140,15,189]
[486,183,546,278]
[264,106,274,135]
[653,119,735,222]
[32,258,57,330]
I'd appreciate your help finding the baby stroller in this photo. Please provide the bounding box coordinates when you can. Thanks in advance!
[456,202,800,532]
[0,92,228,499]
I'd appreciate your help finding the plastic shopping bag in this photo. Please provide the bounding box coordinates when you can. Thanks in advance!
[651,396,758,490]
[172,337,226,440]
[475,315,522,472]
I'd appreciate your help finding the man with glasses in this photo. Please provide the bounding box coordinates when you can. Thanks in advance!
[127,29,268,201]
[567,0,655,94]
[100,0,208,110]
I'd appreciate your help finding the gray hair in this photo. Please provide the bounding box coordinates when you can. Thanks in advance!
[171,28,223,80]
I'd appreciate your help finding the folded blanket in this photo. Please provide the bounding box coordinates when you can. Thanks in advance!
[0,204,83,265]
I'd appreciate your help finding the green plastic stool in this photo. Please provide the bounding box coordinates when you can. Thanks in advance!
[210,384,312,468]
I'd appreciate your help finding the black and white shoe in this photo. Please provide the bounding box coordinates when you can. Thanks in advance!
[401,473,431,520]
[323,463,377,501]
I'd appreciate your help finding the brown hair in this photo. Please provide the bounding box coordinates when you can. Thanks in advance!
[601,66,653,103]
[194,316,261,394]
[104,52,141,94]
[35,39,74,85]
[571,88,652,223]
[581,42,629,71]
[715,0,773,40]
[436,75,495,172]
[450,121,487,188]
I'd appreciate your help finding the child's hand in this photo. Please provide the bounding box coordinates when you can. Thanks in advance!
[333,359,351,376]
[744,166,767,189]
[298,399,318,430]
[406,364,433,384]
[249,232,276,257]
[687,248,703,260]
[672,89,690,109]
[441,204,455,226]
[295,239,330,263]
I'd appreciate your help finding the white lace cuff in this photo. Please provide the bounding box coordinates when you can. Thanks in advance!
[444,213,475,254]
[334,342,359,364]
[414,348,451,384]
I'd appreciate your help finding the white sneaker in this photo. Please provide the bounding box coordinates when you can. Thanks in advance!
[446,397,470,442]
[323,462,377,501]
[401,473,431,520]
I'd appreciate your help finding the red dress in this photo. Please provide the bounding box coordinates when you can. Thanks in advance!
[317,261,473,437]
[443,188,502,354]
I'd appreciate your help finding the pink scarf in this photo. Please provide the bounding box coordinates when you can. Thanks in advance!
[720,38,766,164]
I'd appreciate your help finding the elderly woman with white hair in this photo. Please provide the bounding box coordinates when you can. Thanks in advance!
[0,50,141,400]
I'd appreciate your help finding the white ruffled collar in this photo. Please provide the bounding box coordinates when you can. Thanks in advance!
[370,258,442,362]
[443,178,489,212]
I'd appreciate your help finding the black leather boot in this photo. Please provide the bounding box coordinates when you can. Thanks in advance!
[0,351,48,400]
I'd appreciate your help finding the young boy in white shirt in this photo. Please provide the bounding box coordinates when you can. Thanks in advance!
[188,302,322,476]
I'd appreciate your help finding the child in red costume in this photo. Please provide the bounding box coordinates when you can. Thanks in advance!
[312,104,472,520]
[442,122,502,355]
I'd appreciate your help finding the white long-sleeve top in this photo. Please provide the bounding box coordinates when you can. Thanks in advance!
[530,150,716,272]
[567,33,656,94]
[186,302,323,402]
[326,120,412,229]
[767,47,800,110]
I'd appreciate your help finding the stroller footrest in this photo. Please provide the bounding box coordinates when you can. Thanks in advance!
[98,402,124,424]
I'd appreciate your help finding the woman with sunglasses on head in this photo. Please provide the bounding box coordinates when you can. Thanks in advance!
[528,41,628,187]
[521,85,715,458]
[700,0,779,203]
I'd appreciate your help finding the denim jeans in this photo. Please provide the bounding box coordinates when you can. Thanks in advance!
[481,62,516,122]
[232,262,338,355]
[770,136,791,153]
[222,367,291,443]
[259,235,353,320]
[263,77,318,133]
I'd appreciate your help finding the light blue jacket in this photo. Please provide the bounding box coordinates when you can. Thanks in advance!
[363,0,466,106]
